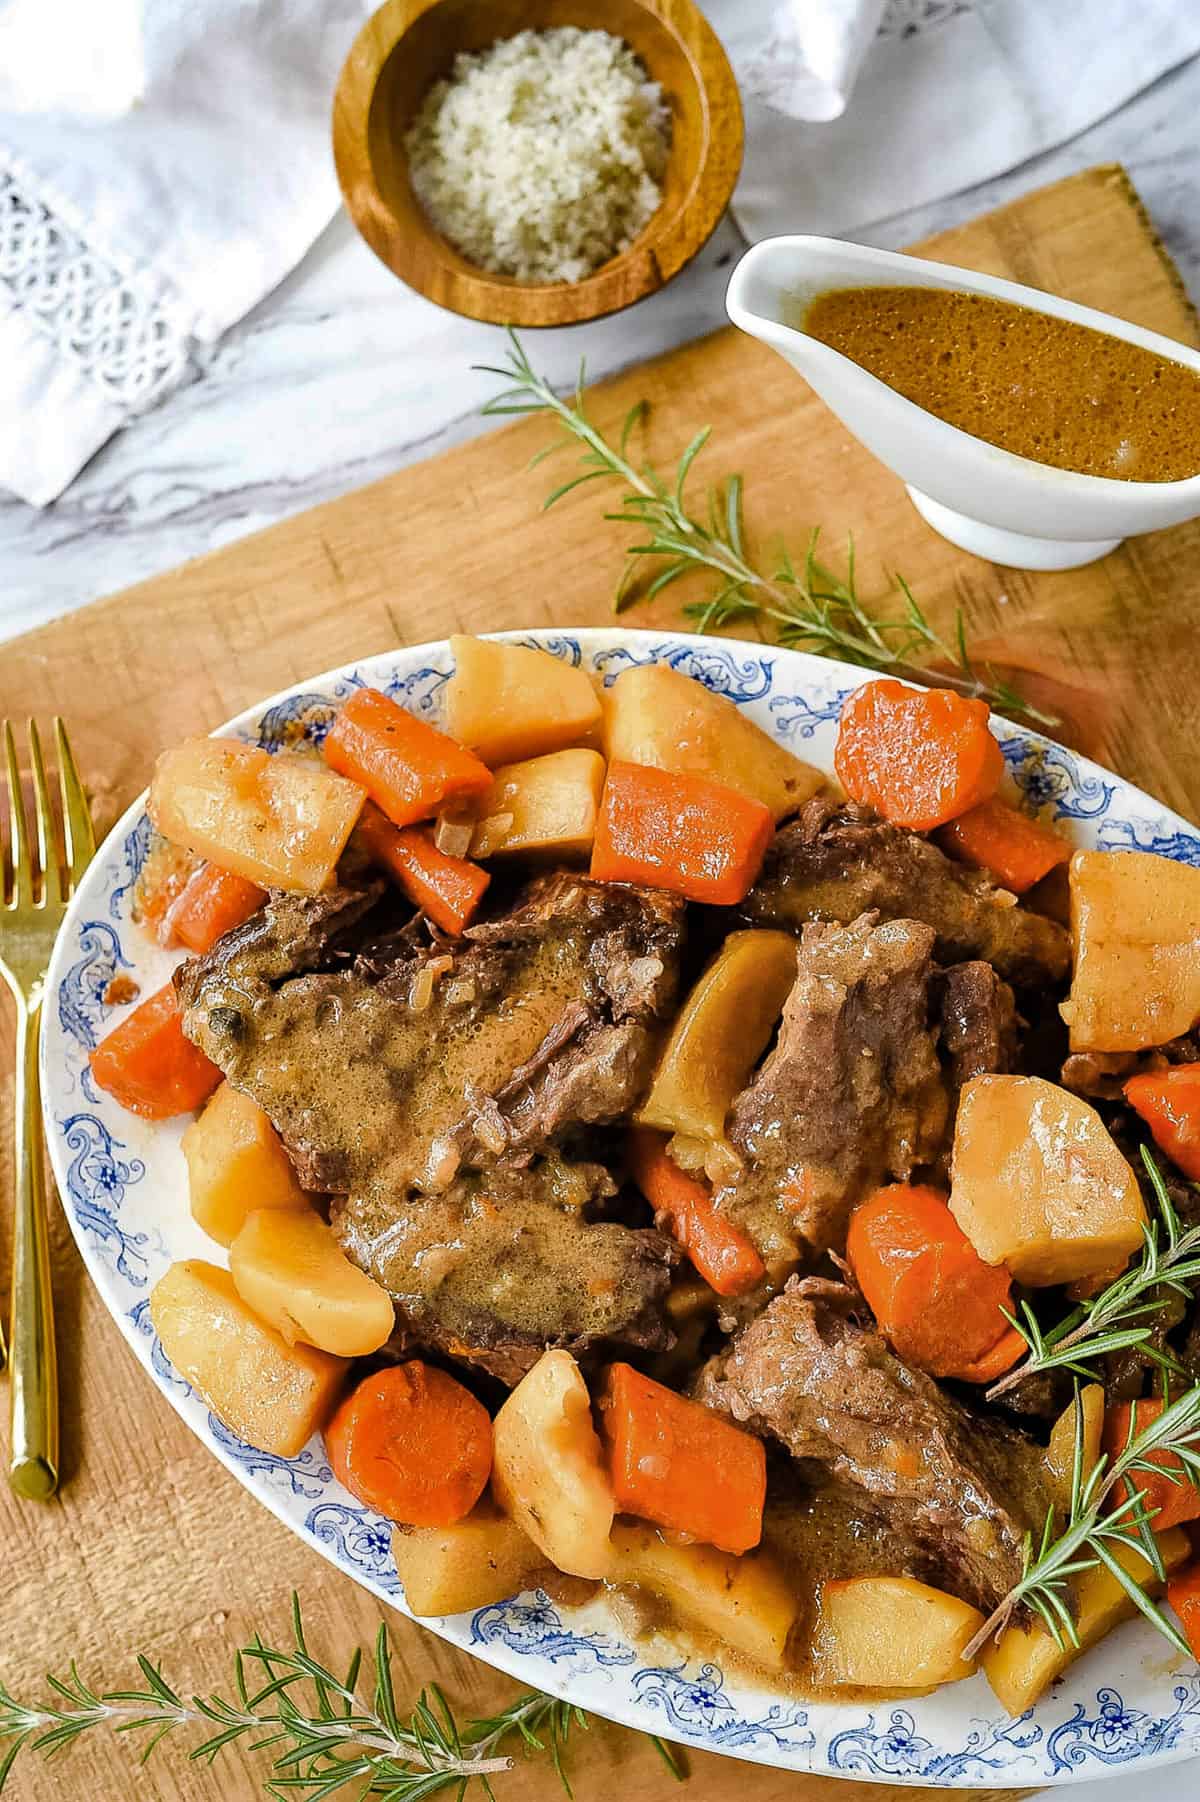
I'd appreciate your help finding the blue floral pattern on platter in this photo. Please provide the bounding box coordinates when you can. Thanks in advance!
[473,1594,636,1673]
[38,629,1200,1790]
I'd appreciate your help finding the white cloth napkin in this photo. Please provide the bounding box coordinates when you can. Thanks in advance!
[720,0,1200,243]
[1,0,1199,508]
[0,0,370,506]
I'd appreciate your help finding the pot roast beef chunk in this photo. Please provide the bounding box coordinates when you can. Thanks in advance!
[718,913,948,1256]
[741,796,1070,988]
[697,1277,1047,1614]
[935,961,1018,1090]
[1061,1032,1200,1102]
[334,1157,675,1385]
[178,872,684,1196]
[177,874,684,1377]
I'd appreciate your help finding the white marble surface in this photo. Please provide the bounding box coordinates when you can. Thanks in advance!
[2,53,1199,646]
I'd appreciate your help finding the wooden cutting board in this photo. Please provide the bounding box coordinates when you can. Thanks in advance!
[2,163,1199,1802]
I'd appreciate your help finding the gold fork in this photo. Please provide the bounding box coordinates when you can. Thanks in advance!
[0,721,94,1500]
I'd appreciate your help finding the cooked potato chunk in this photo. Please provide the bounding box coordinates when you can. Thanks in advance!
[950,1075,1146,1286]
[812,1577,984,1688]
[602,664,824,822]
[982,1528,1189,1714]
[638,931,797,1145]
[149,1260,345,1457]
[182,1082,311,1247]
[229,1209,394,1358]
[1043,1385,1105,1517]
[393,1499,547,1616]
[445,636,601,766]
[491,1350,614,1579]
[469,749,605,861]
[1062,849,1200,1051]
[609,1522,798,1669]
[150,738,364,893]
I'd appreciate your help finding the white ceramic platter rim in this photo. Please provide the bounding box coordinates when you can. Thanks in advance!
[40,628,1200,1788]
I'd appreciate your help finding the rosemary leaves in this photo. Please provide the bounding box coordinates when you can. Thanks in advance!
[0,1595,681,1799]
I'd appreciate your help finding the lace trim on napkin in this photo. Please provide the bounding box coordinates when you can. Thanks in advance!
[0,167,194,414]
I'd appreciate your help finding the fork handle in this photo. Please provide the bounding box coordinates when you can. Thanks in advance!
[8,998,58,1500]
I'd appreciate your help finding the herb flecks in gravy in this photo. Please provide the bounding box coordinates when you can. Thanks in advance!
[801,284,1200,483]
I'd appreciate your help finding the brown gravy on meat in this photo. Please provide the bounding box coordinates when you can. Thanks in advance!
[799,285,1200,482]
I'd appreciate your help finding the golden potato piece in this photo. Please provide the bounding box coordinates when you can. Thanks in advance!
[393,1500,547,1616]
[1063,848,1200,1051]
[469,749,605,861]
[982,1529,1189,1715]
[609,1521,798,1670]
[602,664,824,822]
[639,930,797,1145]
[1043,1385,1105,1518]
[149,737,363,893]
[812,1576,984,1688]
[182,1082,312,1248]
[491,1350,614,1579]
[149,1260,345,1457]
[229,1209,394,1358]
[950,1074,1146,1286]
[445,636,601,766]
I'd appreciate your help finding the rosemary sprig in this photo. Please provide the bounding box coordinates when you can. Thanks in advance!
[962,1381,1200,1663]
[0,1594,683,1799]
[988,1148,1200,1402]
[477,330,1055,728]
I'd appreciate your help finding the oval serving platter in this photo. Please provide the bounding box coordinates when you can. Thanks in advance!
[41,629,1200,1789]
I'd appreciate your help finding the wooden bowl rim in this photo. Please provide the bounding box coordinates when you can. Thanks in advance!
[332,0,744,327]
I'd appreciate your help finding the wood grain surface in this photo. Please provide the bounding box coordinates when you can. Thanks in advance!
[333,0,743,325]
[2,163,1199,1802]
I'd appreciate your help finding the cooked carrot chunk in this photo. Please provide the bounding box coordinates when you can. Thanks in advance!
[170,862,266,953]
[1168,1560,1200,1660]
[627,1129,764,1297]
[835,679,1004,831]
[323,688,492,828]
[590,761,772,904]
[938,795,1070,894]
[599,1361,766,1554]
[325,1362,492,1527]
[1124,1065,1200,1182]
[1103,1398,1200,1531]
[89,982,221,1119]
[847,1183,1016,1380]
[357,803,489,935]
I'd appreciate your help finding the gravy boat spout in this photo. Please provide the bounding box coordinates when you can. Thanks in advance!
[726,236,1200,572]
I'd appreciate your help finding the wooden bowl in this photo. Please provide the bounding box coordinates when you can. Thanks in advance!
[332,0,744,326]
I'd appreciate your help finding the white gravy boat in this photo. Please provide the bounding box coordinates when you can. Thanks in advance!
[726,236,1200,571]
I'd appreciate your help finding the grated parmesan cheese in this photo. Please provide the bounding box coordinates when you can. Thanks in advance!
[405,27,670,285]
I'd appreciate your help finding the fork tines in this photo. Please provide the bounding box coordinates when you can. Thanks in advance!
[2,719,93,910]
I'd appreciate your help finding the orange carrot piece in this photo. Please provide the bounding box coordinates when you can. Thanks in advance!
[938,796,1071,894]
[846,1183,1014,1380]
[1168,1560,1200,1660]
[950,1326,1027,1385]
[627,1128,765,1297]
[169,862,266,954]
[590,761,773,905]
[599,1361,766,1554]
[324,1362,492,1527]
[89,982,222,1119]
[358,803,490,935]
[323,688,492,829]
[1125,1065,1200,1182]
[1103,1399,1200,1531]
[835,679,1004,831]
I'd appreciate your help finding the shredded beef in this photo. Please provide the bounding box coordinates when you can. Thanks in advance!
[697,1277,1048,1614]
[742,796,1070,987]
